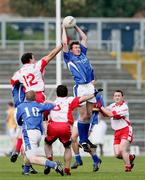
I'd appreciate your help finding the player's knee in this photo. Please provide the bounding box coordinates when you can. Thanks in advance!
[44,137,53,145]
[63,141,71,148]
[71,136,77,143]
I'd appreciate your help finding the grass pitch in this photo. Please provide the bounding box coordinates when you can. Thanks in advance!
[0,156,145,180]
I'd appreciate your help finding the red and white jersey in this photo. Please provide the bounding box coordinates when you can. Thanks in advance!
[107,101,131,130]
[50,96,80,125]
[11,58,47,92]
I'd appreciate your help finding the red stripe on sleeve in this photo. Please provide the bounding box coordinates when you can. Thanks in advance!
[40,59,47,73]
[70,97,80,110]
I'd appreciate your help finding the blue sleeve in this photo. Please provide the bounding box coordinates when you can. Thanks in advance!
[80,44,87,55]
[12,83,25,107]
[16,106,23,126]
[63,52,70,64]
[91,68,95,81]
[39,103,54,112]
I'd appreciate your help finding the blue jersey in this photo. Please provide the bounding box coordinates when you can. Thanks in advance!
[63,44,94,85]
[16,101,54,134]
[12,83,25,107]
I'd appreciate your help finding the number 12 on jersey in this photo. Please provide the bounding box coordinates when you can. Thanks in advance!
[23,73,38,87]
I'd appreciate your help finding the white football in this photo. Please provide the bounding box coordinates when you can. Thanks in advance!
[63,16,76,28]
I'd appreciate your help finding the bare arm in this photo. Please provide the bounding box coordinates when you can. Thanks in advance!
[100,106,114,117]
[74,25,87,47]
[45,99,55,105]
[43,44,63,63]
[79,93,94,104]
[62,25,69,52]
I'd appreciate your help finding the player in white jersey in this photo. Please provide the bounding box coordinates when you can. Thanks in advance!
[44,85,101,175]
[11,44,62,103]
[97,90,135,172]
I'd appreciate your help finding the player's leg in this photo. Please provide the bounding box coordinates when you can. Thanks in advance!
[114,144,123,159]
[23,129,64,176]
[44,122,57,175]
[114,130,135,172]
[89,147,102,172]
[77,106,91,152]
[21,146,38,174]
[58,122,72,175]
[63,143,72,175]
[44,143,53,160]
[78,105,97,152]
[76,83,96,152]
[74,85,90,151]
[71,122,83,169]
[27,154,64,176]
[119,139,132,172]
[22,154,31,175]
[120,126,135,172]
[44,142,53,175]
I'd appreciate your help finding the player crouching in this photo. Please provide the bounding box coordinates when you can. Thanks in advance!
[16,91,64,176]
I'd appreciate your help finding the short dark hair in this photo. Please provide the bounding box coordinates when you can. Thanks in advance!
[8,102,14,107]
[21,53,33,64]
[114,90,124,96]
[69,41,80,50]
[26,91,36,101]
[56,85,68,97]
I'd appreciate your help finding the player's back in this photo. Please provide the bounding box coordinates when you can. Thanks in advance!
[50,96,76,123]
[17,63,45,92]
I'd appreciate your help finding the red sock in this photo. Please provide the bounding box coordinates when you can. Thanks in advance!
[129,154,134,161]
[47,156,53,161]
[15,138,22,153]
[64,168,71,174]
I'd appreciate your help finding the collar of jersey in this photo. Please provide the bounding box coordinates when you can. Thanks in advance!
[115,100,125,106]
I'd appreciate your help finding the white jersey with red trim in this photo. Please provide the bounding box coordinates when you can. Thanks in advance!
[107,101,131,130]
[11,59,47,92]
[50,96,80,125]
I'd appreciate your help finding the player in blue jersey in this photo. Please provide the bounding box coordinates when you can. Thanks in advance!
[10,83,38,174]
[62,24,97,153]
[16,90,64,176]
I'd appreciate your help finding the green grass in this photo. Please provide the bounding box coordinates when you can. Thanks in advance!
[0,156,145,180]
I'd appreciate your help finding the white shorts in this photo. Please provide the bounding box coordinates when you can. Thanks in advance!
[22,129,42,159]
[73,82,96,105]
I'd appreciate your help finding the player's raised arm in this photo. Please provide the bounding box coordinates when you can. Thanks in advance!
[62,25,69,52]
[43,44,63,63]
[74,25,87,48]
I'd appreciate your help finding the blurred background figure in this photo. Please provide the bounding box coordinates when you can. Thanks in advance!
[6,102,18,155]
[89,115,107,156]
